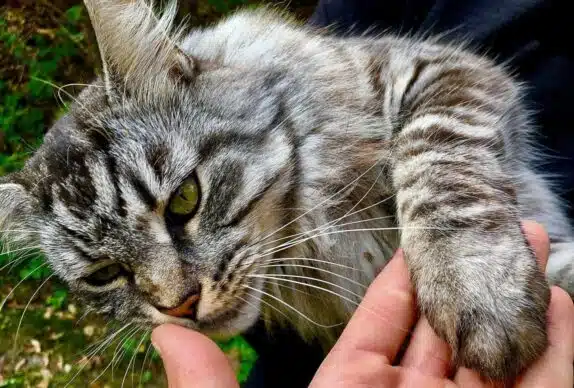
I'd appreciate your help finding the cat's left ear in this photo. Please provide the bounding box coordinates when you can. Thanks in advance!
[83,0,197,97]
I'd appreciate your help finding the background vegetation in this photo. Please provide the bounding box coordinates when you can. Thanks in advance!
[0,0,315,386]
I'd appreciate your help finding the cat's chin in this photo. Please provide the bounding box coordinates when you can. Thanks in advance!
[196,306,260,339]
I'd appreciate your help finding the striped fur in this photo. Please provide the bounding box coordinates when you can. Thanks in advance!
[1,0,573,380]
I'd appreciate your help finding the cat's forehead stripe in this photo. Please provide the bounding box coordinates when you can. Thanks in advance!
[197,131,269,162]
[145,143,171,184]
[103,154,128,218]
[126,171,157,211]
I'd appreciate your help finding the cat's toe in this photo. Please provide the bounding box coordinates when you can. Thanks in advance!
[453,299,548,380]
[423,267,550,380]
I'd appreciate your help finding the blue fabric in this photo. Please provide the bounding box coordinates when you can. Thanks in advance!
[244,1,574,386]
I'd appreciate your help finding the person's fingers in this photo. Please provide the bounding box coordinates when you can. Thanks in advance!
[332,249,416,362]
[516,286,574,387]
[395,368,459,388]
[521,220,550,270]
[151,324,239,388]
[399,316,452,377]
[310,250,417,386]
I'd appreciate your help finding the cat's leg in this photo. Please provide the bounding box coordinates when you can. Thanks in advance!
[380,42,551,379]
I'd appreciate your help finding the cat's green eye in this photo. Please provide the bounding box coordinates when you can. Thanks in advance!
[168,175,200,218]
[84,263,126,287]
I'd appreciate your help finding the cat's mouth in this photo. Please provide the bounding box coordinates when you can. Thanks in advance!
[154,291,256,337]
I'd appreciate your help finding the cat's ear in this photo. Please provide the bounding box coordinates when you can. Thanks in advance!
[0,177,38,247]
[83,0,197,97]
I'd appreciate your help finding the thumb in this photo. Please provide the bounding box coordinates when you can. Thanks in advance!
[151,324,239,388]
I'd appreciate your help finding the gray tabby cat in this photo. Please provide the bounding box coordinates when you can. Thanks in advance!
[1,0,573,380]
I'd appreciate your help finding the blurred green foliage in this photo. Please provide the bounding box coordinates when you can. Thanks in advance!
[208,0,248,13]
[0,4,91,175]
[217,336,259,382]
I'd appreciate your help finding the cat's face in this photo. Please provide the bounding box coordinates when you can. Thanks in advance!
[0,0,296,338]
[0,72,294,336]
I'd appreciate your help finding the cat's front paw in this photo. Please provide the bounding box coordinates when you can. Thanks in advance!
[412,241,551,380]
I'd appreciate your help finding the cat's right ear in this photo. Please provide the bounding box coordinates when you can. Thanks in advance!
[0,176,37,247]
[83,0,198,100]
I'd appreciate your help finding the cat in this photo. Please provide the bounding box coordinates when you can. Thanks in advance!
[1,0,573,381]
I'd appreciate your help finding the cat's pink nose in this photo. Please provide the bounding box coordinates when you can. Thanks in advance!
[160,293,200,319]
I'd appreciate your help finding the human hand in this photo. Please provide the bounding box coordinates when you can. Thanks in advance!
[151,221,574,387]
[309,221,574,387]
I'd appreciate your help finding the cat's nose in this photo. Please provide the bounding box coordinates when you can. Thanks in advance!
[160,293,201,320]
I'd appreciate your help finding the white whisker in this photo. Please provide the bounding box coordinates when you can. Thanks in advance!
[326,162,386,232]
[257,213,395,250]
[112,327,142,379]
[258,263,367,289]
[31,77,109,139]
[13,274,54,352]
[0,250,42,272]
[250,273,364,300]
[258,225,439,259]
[244,285,344,328]
[0,262,48,311]
[256,158,385,245]
[263,278,328,299]
[0,230,39,233]
[80,323,127,359]
[258,197,396,256]
[237,293,293,327]
[261,257,362,271]
[122,330,148,388]
[0,245,41,256]
[66,323,134,387]
[138,342,154,387]
[86,326,138,386]
[250,275,410,335]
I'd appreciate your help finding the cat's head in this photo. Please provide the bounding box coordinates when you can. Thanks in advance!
[0,0,296,337]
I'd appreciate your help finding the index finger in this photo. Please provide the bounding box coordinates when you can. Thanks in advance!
[151,324,240,388]
[326,250,417,363]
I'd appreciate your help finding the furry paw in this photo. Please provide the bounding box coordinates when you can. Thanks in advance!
[411,239,551,380]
